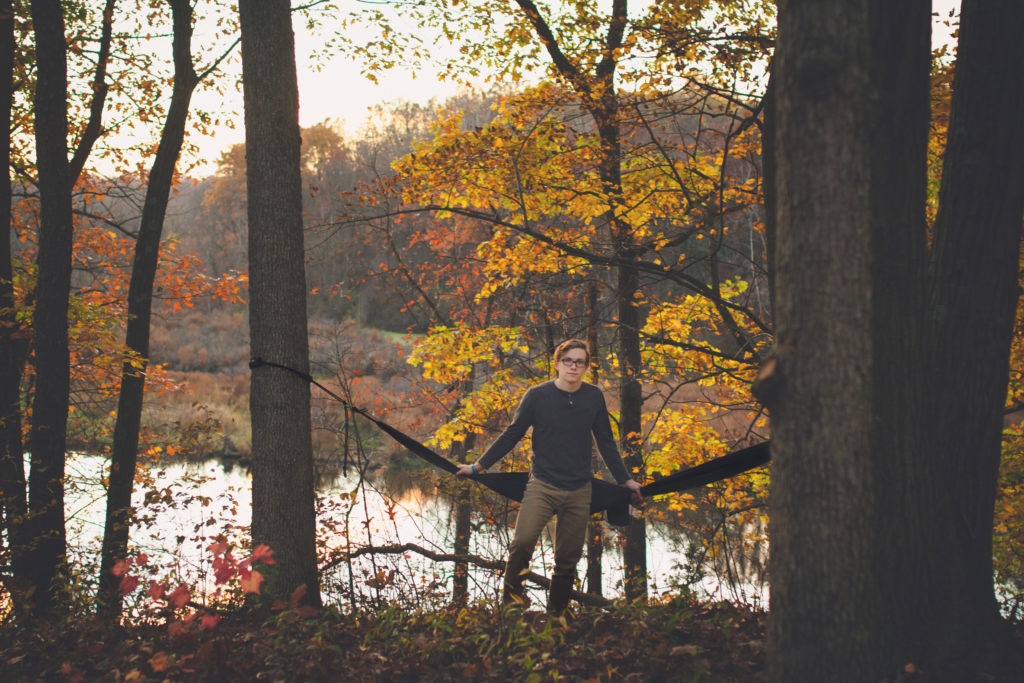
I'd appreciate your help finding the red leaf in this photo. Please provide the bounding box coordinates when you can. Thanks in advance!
[167,584,191,610]
[148,581,166,600]
[119,575,140,594]
[212,556,235,584]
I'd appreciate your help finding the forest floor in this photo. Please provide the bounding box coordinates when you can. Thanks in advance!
[3,598,1023,682]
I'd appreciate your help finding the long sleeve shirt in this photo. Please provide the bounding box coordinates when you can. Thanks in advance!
[477,380,631,490]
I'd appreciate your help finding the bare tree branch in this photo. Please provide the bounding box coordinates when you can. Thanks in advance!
[324,542,614,608]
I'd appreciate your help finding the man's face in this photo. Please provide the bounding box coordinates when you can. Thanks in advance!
[556,348,589,383]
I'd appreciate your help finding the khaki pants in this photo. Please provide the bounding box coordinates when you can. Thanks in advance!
[503,477,592,600]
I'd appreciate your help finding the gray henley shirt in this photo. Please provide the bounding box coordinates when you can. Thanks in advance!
[477,380,631,490]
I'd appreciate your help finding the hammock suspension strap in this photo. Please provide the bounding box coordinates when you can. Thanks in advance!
[249,357,770,526]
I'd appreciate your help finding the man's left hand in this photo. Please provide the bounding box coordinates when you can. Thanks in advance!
[624,479,643,504]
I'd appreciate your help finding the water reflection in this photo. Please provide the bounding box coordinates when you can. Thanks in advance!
[66,453,767,609]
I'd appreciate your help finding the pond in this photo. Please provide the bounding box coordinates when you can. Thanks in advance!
[65,453,768,612]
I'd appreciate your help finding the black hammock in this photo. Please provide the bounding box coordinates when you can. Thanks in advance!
[251,357,770,526]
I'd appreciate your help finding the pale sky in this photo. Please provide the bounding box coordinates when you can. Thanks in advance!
[181,1,961,178]
[182,21,454,177]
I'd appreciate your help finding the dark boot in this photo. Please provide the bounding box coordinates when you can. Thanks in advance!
[546,574,574,616]
[502,581,527,607]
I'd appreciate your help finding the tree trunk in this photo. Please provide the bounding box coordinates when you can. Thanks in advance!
[97,0,200,618]
[596,71,646,602]
[767,0,926,678]
[451,427,477,605]
[585,299,603,596]
[452,491,472,604]
[24,0,74,617]
[766,0,1023,678]
[617,259,646,600]
[0,0,29,610]
[922,0,1024,659]
[239,0,320,605]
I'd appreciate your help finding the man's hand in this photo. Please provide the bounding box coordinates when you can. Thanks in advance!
[624,479,643,504]
[455,463,480,477]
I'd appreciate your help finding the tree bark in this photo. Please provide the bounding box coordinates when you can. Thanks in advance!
[922,0,1024,659]
[24,0,74,617]
[767,0,927,678]
[451,426,477,605]
[97,0,200,618]
[585,298,604,596]
[767,0,1022,678]
[239,0,320,605]
[617,258,646,600]
[0,0,30,608]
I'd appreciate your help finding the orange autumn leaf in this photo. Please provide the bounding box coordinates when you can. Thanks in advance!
[239,569,264,594]
[249,544,275,565]
[148,651,170,673]
[288,584,308,607]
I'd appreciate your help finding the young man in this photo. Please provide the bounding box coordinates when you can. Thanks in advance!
[455,339,643,614]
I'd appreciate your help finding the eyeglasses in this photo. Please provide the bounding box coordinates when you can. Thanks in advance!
[559,358,588,369]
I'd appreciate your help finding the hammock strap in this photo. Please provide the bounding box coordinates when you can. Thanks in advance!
[249,357,770,526]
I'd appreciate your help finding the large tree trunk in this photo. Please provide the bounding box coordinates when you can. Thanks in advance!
[766,0,1022,679]
[923,0,1024,658]
[21,0,113,618]
[766,0,927,678]
[25,0,74,617]
[0,0,30,609]
[97,0,200,618]
[597,1,648,603]
[0,0,32,618]
[239,0,320,605]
